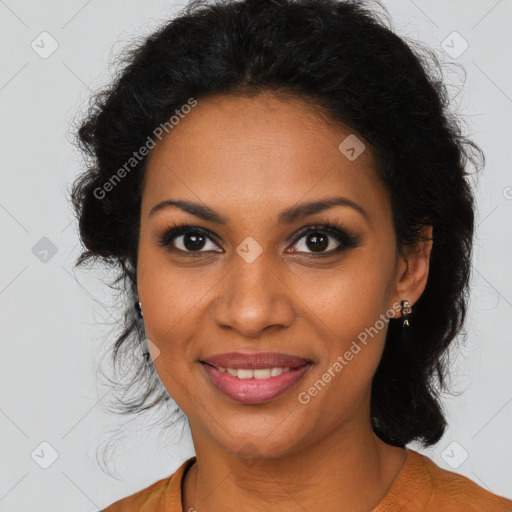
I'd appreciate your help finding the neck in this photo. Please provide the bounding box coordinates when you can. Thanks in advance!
[182,412,407,511]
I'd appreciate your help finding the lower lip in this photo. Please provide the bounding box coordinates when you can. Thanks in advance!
[201,363,312,404]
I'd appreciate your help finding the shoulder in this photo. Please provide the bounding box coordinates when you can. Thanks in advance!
[100,474,172,511]
[415,450,512,511]
[100,456,196,512]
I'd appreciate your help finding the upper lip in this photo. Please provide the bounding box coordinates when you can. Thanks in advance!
[201,351,312,370]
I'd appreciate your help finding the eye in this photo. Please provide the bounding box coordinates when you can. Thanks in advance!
[157,224,222,254]
[287,224,360,256]
[157,222,361,256]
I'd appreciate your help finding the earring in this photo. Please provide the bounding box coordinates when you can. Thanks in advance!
[400,299,412,327]
[135,300,143,318]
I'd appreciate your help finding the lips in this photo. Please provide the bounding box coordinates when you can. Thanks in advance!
[201,351,311,370]
[200,351,313,404]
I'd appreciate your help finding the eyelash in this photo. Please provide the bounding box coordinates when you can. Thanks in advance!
[157,221,361,257]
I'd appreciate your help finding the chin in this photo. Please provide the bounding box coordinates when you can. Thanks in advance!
[209,421,310,462]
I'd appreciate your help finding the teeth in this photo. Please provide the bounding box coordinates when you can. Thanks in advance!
[218,366,292,379]
[254,368,271,379]
[270,367,282,377]
[237,369,253,379]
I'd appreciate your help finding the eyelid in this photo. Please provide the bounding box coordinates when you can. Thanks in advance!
[287,222,358,245]
[157,224,222,251]
[157,222,360,255]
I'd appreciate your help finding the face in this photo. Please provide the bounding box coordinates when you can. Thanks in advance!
[137,91,426,460]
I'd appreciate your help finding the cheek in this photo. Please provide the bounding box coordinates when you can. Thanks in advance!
[136,247,202,387]
[300,253,394,388]
[303,255,393,339]
[137,243,212,346]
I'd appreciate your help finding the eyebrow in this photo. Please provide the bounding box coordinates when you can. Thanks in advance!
[148,196,368,224]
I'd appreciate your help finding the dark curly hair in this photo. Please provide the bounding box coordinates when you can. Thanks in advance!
[69,0,484,455]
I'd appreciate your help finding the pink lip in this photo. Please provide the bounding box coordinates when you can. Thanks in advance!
[201,361,313,404]
[201,351,311,369]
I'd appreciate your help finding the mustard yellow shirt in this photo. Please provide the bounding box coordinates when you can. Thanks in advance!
[101,448,512,511]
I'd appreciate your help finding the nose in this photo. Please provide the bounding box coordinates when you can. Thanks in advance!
[211,252,297,338]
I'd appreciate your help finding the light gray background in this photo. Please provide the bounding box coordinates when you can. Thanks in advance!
[1,0,511,510]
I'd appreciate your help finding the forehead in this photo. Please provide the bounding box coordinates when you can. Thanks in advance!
[142,92,389,223]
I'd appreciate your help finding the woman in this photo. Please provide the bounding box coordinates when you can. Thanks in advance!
[70,0,512,510]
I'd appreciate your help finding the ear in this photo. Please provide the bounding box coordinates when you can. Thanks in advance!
[391,225,433,314]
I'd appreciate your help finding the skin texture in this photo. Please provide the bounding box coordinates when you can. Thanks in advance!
[136,91,433,512]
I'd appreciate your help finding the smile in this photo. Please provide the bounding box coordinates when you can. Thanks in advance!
[201,362,312,404]
[218,366,291,379]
